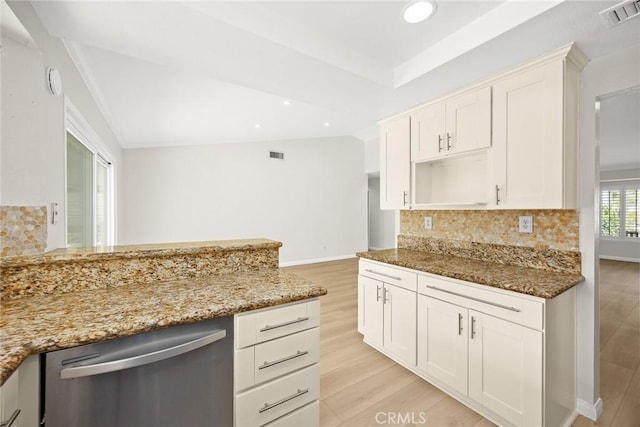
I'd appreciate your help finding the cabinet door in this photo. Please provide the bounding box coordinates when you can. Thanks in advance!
[383,283,416,365]
[468,311,542,427]
[492,61,564,208]
[446,87,492,155]
[417,296,468,396]
[359,276,384,348]
[380,116,411,209]
[411,103,445,162]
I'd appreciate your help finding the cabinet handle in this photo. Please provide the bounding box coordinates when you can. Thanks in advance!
[376,285,382,302]
[438,135,443,152]
[0,409,20,427]
[446,132,453,150]
[425,285,521,312]
[259,350,309,370]
[495,185,501,205]
[403,191,409,206]
[259,317,309,332]
[458,313,463,336]
[471,317,476,339]
[365,269,402,281]
[259,388,309,413]
[383,288,390,304]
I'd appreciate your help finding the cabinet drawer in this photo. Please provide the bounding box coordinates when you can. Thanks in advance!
[236,299,320,348]
[359,259,417,291]
[236,328,320,392]
[263,401,319,427]
[418,274,544,330]
[235,364,320,427]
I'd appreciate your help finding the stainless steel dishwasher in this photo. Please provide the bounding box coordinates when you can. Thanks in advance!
[43,316,233,427]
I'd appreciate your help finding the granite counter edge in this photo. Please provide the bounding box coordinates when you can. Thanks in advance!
[356,251,585,299]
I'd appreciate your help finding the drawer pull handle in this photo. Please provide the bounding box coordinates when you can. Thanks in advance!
[0,409,20,427]
[365,269,402,281]
[259,317,310,332]
[259,350,309,370]
[259,388,309,413]
[425,285,521,312]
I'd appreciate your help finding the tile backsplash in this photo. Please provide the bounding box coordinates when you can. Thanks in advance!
[400,209,579,252]
[0,206,48,257]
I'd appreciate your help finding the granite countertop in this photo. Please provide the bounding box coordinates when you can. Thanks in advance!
[0,268,326,385]
[357,248,584,299]
[0,238,282,267]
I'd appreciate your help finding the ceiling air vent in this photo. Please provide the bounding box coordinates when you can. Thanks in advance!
[599,0,640,28]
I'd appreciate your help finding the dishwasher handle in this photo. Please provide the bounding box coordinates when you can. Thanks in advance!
[60,329,226,380]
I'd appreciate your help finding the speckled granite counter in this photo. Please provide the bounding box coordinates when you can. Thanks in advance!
[1,239,282,300]
[357,248,583,299]
[0,269,326,385]
[0,238,327,385]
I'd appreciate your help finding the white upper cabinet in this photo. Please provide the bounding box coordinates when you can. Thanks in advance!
[380,115,411,210]
[412,87,492,162]
[379,43,587,210]
[490,47,586,209]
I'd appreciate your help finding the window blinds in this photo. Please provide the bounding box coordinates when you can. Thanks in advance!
[625,189,639,237]
[601,189,621,237]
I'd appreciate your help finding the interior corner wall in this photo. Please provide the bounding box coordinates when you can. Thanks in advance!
[364,138,380,174]
[367,177,395,250]
[577,44,640,420]
[2,1,123,250]
[121,137,368,265]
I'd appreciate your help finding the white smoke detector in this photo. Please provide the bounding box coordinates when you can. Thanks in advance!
[599,0,640,28]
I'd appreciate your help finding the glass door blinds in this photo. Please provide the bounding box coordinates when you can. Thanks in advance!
[66,131,112,247]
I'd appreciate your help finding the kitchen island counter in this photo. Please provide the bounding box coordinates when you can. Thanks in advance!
[0,268,326,384]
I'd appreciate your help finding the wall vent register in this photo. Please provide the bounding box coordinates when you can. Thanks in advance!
[269,151,284,160]
[600,0,640,27]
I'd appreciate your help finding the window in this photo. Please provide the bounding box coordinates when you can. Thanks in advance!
[65,102,114,247]
[600,182,640,239]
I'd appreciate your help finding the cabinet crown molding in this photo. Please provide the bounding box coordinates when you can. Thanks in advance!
[379,42,589,125]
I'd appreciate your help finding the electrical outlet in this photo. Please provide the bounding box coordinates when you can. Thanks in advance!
[519,216,533,234]
[424,216,433,230]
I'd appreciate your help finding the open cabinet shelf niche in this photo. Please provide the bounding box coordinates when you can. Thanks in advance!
[412,150,489,208]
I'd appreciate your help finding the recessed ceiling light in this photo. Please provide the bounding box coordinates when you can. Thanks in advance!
[402,0,436,24]
[324,122,330,127]
[255,124,261,129]
[283,100,292,106]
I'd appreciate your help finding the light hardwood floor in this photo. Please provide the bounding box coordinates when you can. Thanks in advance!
[284,258,639,427]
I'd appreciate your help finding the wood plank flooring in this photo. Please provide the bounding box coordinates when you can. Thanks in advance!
[284,258,639,427]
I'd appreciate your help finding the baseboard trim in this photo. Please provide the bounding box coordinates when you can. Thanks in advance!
[599,255,640,263]
[577,397,603,421]
[279,254,357,267]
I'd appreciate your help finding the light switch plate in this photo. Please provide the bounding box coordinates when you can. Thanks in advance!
[519,216,533,234]
[424,217,433,230]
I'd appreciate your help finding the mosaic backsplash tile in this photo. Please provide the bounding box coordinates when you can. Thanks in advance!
[0,206,47,257]
[400,209,579,252]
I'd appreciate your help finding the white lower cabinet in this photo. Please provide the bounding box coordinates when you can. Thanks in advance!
[359,260,577,427]
[358,260,417,366]
[235,299,320,427]
[0,355,39,427]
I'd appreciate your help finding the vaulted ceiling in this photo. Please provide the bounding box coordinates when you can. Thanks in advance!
[16,1,640,148]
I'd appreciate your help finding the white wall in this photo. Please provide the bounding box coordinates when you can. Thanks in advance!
[577,44,640,420]
[121,137,368,265]
[2,1,123,250]
[367,177,395,250]
[364,138,380,174]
